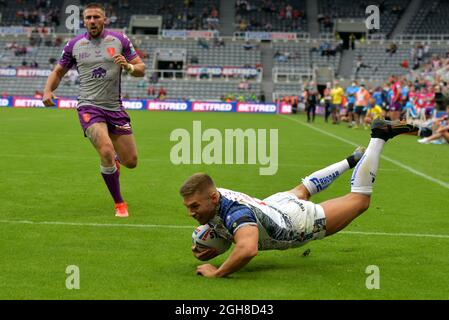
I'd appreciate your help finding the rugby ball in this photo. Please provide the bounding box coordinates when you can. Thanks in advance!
[192,224,232,254]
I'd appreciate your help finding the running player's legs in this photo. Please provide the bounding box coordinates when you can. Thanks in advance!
[110,133,138,168]
[79,108,128,216]
[106,109,137,169]
[86,122,116,166]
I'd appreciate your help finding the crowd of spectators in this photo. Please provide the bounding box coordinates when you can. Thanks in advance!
[158,1,220,30]
[235,0,305,32]
[12,0,61,28]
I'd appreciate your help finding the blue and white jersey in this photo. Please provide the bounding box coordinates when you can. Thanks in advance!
[207,188,326,251]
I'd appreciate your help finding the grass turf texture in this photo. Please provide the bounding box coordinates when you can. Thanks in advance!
[0,108,448,299]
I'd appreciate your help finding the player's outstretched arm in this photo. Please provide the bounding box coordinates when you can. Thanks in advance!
[43,64,68,106]
[196,225,259,278]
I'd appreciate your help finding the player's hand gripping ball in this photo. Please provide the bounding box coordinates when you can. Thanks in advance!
[192,224,231,255]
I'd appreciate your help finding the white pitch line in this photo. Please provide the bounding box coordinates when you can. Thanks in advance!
[0,219,448,239]
[0,219,194,229]
[341,231,449,239]
[280,115,449,190]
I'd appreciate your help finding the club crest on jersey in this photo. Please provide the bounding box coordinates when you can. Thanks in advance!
[91,67,107,78]
[82,113,91,123]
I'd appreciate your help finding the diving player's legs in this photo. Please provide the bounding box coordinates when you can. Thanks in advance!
[289,146,365,201]
[321,119,418,236]
[85,122,128,217]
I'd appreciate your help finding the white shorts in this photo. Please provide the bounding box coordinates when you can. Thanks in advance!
[263,192,327,246]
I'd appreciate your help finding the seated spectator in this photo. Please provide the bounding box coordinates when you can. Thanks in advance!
[197,38,209,50]
[418,110,449,144]
[400,59,409,69]
[238,19,248,31]
[109,12,118,24]
[44,34,53,46]
[30,60,39,68]
[54,36,62,47]
[264,22,273,32]
[238,80,250,91]
[150,72,159,84]
[48,57,56,70]
[158,86,167,100]
[355,56,372,74]
[6,41,19,50]
[34,90,43,99]
[386,42,398,56]
[147,86,156,98]
[190,55,199,64]
[243,41,254,51]
[213,36,225,47]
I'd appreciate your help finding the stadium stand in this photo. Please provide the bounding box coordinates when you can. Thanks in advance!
[351,42,448,80]
[234,0,307,32]
[272,40,342,71]
[79,0,220,30]
[0,0,63,28]
[404,0,449,35]
[318,0,410,36]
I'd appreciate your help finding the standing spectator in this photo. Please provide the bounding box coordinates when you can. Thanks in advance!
[349,33,356,50]
[305,87,319,123]
[353,84,371,128]
[330,81,345,124]
[345,81,360,127]
[323,82,332,123]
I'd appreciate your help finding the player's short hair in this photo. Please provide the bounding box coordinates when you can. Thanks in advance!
[84,3,105,13]
[180,173,215,197]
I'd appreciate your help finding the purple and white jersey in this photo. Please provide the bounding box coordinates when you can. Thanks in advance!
[59,29,138,111]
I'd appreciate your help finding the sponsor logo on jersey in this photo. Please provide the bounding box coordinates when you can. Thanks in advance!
[78,52,91,60]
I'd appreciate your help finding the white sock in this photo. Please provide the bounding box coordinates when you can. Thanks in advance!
[351,138,385,195]
[302,159,350,195]
[100,164,117,175]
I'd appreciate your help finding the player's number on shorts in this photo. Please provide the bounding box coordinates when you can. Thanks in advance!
[65,265,80,290]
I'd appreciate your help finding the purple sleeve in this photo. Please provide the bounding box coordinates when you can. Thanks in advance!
[58,40,77,69]
[120,34,138,62]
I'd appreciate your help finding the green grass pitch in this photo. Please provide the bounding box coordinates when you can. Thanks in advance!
[0,107,448,299]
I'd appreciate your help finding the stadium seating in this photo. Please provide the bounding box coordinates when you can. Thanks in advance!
[405,0,449,34]
[0,0,64,28]
[234,0,307,32]
[79,0,220,30]
[318,0,410,36]
[351,42,448,80]
[272,41,341,71]
[122,78,262,101]
[137,38,261,67]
